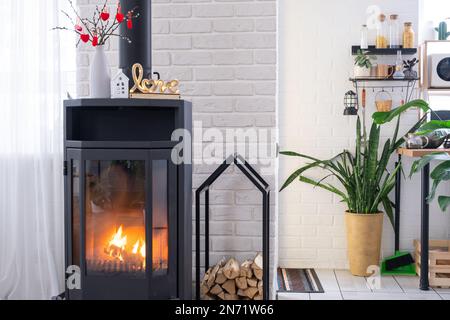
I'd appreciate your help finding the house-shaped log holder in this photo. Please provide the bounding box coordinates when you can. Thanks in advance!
[195,154,270,300]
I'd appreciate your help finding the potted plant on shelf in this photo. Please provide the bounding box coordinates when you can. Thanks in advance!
[354,49,376,78]
[403,58,419,79]
[280,100,430,276]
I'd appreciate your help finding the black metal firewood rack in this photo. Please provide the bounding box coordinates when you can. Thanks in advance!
[195,154,270,300]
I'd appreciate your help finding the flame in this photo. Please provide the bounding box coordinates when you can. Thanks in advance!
[140,242,146,259]
[106,225,127,261]
[102,224,167,271]
[131,239,146,259]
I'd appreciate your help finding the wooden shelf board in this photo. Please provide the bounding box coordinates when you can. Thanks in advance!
[398,147,450,158]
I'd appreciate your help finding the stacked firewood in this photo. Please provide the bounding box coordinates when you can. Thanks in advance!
[201,254,264,300]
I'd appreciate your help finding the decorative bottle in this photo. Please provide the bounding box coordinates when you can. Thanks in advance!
[361,25,368,49]
[389,14,401,48]
[403,22,415,48]
[393,50,405,79]
[376,14,388,49]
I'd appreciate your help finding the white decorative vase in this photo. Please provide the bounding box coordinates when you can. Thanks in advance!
[90,46,111,99]
[354,66,371,78]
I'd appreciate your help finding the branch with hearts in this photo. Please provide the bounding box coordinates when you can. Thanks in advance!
[53,0,140,47]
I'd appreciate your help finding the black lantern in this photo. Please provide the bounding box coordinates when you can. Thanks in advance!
[344,90,358,116]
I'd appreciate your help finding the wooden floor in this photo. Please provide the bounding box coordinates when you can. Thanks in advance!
[277,270,450,300]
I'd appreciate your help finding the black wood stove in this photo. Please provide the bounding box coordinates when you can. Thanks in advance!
[63,98,192,300]
[63,0,193,300]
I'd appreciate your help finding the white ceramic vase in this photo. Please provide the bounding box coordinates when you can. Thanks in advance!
[90,46,111,99]
[353,65,371,78]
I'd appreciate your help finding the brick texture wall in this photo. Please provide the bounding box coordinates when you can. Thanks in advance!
[75,0,278,295]
[279,0,450,269]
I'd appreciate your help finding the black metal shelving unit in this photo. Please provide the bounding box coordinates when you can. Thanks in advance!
[350,77,420,106]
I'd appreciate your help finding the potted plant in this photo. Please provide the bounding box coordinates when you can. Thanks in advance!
[403,58,419,79]
[354,49,376,78]
[280,100,430,276]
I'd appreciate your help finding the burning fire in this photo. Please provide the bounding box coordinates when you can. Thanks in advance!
[106,225,128,261]
[102,224,168,272]
[105,225,146,266]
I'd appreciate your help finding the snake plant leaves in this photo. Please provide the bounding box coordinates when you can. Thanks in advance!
[372,99,430,125]
[279,160,322,192]
[298,176,348,203]
[280,99,431,223]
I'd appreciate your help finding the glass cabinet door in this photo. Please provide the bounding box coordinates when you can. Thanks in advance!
[67,149,178,299]
[85,159,147,278]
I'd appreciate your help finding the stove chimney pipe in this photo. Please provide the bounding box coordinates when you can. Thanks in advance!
[119,0,152,83]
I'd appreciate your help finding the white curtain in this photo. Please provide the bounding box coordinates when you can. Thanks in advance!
[0,0,66,299]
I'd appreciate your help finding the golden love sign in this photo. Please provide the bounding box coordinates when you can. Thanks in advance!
[130,63,180,95]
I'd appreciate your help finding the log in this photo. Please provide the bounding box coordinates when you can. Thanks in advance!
[203,294,215,300]
[253,268,263,281]
[210,284,223,296]
[252,253,263,270]
[200,284,210,297]
[223,258,240,280]
[251,254,263,280]
[200,256,264,301]
[224,294,239,301]
[237,289,247,297]
[207,263,221,288]
[215,268,227,285]
[235,277,248,290]
[240,260,253,278]
[222,279,237,295]
[247,278,258,287]
[244,287,259,299]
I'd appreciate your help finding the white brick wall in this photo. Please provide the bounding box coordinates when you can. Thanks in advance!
[75,0,278,295]
[279,0,450,269]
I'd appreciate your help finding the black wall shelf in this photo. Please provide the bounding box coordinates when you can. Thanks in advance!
[352,46,417,56]
[350,77,420,82]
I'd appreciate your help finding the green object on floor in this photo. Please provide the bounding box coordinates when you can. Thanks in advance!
[381,251,417,276]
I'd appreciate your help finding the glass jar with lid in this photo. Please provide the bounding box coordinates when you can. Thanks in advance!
[403,22,415,48]
[376,14,388,49]
[389,14,401,48]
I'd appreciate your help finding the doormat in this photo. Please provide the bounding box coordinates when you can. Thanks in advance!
[277,268,324,293]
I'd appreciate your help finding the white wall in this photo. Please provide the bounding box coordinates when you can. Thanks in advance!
[75,0,278,294]
[279,0,450,269]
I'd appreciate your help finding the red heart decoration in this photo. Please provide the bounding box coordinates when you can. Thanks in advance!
[101,12,110,21]
[80,34,90,43]
[75,24,82,32]
[127,18,133,30]
[92,36,98,47]
[116,13,124,23]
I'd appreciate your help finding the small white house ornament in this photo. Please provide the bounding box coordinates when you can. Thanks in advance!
[111,70,130,98]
